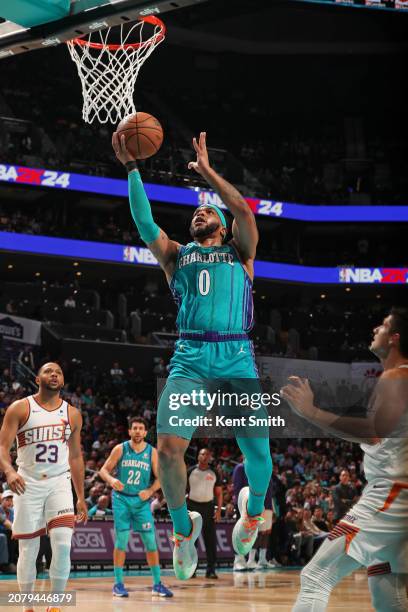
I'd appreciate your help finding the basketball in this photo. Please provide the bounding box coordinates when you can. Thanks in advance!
[116,112,163,160]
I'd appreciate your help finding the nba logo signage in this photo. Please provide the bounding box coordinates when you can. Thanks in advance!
[198,191,227,210]
[339,268,383,283]
[339,267,408,283]
[123,246,158,266]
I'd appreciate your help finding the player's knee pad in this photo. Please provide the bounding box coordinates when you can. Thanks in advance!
[368,572,408,612]
[300,538,347,597]
[49,527,72,579]
[17,537,41,584]
[300,558,328,595]
[115,530,130,552]
[140,530,157,553]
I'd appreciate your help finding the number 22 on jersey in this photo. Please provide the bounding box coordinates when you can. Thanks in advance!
[127,470,141,485]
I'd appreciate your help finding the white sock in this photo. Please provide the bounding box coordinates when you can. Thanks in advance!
[248,549,257,563]
[259,548,267,563]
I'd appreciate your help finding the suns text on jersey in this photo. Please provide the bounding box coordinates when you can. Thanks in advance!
[18,424,69,447]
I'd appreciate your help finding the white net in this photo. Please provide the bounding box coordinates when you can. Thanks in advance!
[67,17,165,124]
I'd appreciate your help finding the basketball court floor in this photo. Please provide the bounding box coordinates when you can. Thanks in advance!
[0,568,375,611]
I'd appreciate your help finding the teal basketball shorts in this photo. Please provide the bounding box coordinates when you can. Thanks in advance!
[112,493,155,533]
[157,332,269,440]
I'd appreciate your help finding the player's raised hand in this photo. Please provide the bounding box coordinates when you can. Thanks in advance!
[188,131,211,175]
[280,376,315,419]
[6,470,25,495]
[111,478,125,492]
[112,132,136,165]
[76,498,88,524]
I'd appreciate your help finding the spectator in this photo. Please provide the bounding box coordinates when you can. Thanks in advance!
[281,510,298,565]
[81,387,95,410]
[88,495,113,517]
[0,392,7,413]
[126,367,142,394]
[17,345,35,371]
[292,510,314,564]
[0,490,17,573]
[1,369,13,393]
[69,386,84,410]
[5,300,16,314]
[187,448,223,579]
[153,357,167,377]
[326,509,335,531]
[312,507,328,532]
[332,470,357,522]
[84,462,98,489]
[64,295,76,308]
[86,485,101,509]
[110,362,124,386]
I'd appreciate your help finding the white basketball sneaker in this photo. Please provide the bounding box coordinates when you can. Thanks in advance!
[171,511,202,580]
[233,554,247,571]
[246,559,258,570]
[232,487,264,556]
[256,559,278,570]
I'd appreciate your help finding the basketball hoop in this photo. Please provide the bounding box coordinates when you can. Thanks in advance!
[67,16,165,124]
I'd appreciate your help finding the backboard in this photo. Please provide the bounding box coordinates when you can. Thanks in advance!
[0,0,207,59]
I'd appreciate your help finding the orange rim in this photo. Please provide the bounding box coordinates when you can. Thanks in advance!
[70,15,166,50]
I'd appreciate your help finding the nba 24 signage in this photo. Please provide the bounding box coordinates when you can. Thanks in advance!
[339,268,408,283]
[0,164,70,188]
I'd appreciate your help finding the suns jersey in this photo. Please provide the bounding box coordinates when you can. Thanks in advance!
[16,395,72,479]
[115,441,153,499]
[169,242,254,333]
[361,365,408,484]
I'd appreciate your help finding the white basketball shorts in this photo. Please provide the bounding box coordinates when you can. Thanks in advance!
[329,478,408,574]
[12,471,75,539]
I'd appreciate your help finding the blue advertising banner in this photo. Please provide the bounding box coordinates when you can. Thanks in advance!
[1,163,407,223]
[1,231,407,284]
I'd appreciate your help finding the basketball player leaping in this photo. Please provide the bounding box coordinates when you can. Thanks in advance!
[281,307,408,612]
[112,131,272,580]
[99,416,173,598]
[0,362,87,612]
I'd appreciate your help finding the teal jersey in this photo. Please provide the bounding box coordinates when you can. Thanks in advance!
[116,441,152,497]
[169,242,254,333]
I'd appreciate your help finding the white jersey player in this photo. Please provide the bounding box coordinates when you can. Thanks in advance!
[0,362,87,612]
[282,307,408,612]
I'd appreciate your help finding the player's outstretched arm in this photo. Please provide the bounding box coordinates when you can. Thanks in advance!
[67,406,88,523]
[112,132,180,281]
[280,375,406,444]
[0,400,27,495]
[188,132,258,263]
[99,444,125,492]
